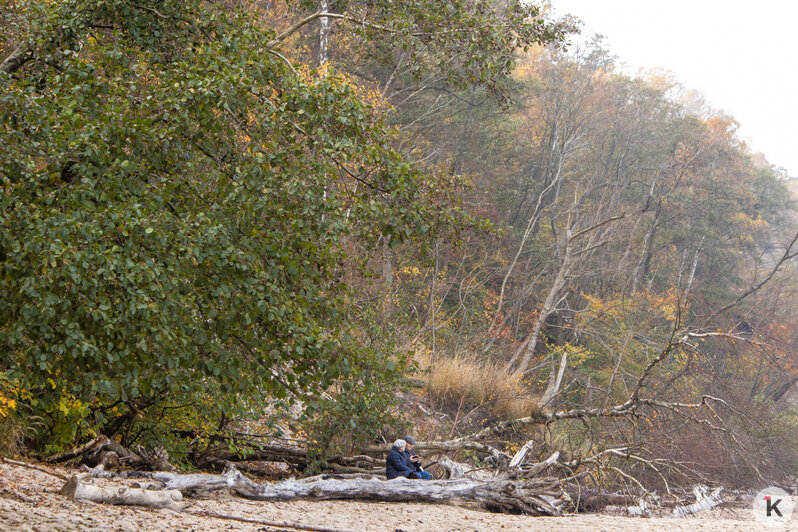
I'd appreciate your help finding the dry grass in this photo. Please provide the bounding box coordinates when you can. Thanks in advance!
[425,353,538,422]
[0,408,40,457]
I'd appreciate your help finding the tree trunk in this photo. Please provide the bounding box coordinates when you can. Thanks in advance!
[60,475,183,509]
[631,202,661,295]
[153,467,569,515]
[508,240,572,374]
[539,349,568,407]
[319,1,329,67]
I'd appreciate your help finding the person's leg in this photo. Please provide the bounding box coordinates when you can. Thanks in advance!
[417,471,432,480]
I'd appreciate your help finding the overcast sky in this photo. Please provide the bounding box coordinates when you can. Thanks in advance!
[549,0,797,177]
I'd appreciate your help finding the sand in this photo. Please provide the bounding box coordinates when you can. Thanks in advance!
[0,460,790,531]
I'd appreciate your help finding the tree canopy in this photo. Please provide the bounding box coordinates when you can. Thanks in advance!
[0,0,566,452]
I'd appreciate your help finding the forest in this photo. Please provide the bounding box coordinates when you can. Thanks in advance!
[2,0,798,522]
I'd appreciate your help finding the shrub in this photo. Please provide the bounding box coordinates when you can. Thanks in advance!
[0,373,40,456]
[425,353,538,423]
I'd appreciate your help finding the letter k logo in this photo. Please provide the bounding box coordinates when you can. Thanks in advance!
[753,488,792,523]
[764,495,783,517]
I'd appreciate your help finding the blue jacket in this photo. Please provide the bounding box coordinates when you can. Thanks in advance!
[386,446,415,479]
[403,449,423,471]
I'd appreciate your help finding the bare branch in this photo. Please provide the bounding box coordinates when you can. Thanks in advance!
[572,240,609,257]
[568,213,626,241]
[702,230,798,326]
[268,12,404,48]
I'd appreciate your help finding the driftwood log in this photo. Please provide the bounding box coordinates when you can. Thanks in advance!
[669,486,723,517]
[194,444,309,469]
[1,457,69,481]
[150,465,569,515]
[59,475,183,508]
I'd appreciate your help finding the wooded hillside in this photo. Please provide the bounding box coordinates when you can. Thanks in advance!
[2,0,797,498]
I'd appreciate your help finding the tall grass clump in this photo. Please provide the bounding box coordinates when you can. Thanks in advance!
[425,353,538,422]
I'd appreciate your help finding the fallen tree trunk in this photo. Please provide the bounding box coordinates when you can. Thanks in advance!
[153,466,570,515]
[567,488,632,513]
[330,454,385,468]
[59,476,183,509]
[524,451,559,478]
[44,436,108,464]
[195,444,308,469]
[197,443,386,474]
[43,435,176,471]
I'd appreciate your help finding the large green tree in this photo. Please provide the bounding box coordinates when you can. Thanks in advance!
[0,0,567,452]
[0,0,458,448]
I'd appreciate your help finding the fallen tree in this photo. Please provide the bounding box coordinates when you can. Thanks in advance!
[149,465,570,516]
[43,432,384,477]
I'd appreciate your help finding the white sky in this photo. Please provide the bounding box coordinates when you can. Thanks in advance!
[549,0,798,177]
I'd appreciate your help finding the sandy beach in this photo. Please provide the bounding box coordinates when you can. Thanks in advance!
[0,460,789,532]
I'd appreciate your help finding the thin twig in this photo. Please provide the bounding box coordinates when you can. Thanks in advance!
[186,509,361,532]
[1,457,69,481]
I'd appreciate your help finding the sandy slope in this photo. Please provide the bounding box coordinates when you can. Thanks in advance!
[0,461,787,531]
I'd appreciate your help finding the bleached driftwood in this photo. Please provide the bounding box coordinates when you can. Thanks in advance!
[626,499,649,517]
[437,455,472,479]
[153,466,569,515]
[508,440,535,469]
[59,476,183,509]
[669,486,723,518]
[524,452,560,478]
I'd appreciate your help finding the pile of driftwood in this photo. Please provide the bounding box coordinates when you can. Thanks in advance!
[34,423,733,521]
[40,433,578,516]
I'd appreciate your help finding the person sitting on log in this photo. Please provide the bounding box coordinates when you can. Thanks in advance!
[386,439,422,480]
[403,436,432,480]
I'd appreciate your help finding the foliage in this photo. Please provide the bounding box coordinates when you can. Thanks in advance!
[325,0,571,97]
[303,339,412,468]
[0,372,17,420]
[0,0,468,450]
[405,38,798,487]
